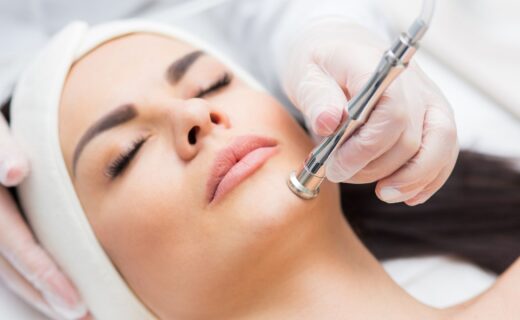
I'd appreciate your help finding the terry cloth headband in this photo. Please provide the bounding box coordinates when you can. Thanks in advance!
[11,19,264,319]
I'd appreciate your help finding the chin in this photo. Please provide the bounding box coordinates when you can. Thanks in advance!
[223,157,320,238]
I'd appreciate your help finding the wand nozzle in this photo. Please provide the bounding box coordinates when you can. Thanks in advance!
[287,1,434,199]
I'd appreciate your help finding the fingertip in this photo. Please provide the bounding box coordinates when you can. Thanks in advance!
[375,180,423,204]
[33,301,62,320]
[377,186,403,203]
[40,275,88,320]
[6,165,29,186]
[0,158,29,186]
[22,249,88,320]
[43,287,88,320]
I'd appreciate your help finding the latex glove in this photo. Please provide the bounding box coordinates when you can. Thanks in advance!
[281,18,459,206]
[0,116,89,319]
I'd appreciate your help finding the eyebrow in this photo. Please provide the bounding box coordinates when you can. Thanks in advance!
[166,50,204,84]
[72,104,137,175]
[73,50,205,176]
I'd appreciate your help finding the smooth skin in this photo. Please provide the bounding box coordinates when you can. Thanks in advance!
[0,17,461,319]
[58,34,518,319]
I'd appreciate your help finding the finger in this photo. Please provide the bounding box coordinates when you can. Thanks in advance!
[347,122,423,184]
[315,40,383,99]
[292,63,348,136]
[325,93,407,183]
[6,243,89,319]
[347,72,426,184]
[0,188,88,319]
[0,255,61,319]
[0,115,29,186]
[375,106,458,203]
[405,148,459,206]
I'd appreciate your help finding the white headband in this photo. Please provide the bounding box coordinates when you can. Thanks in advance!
[11,20,263,319]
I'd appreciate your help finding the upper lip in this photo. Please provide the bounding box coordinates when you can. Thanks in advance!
[206,135,278,203]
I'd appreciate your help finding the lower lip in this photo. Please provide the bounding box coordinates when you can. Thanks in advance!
[211,146,278,204]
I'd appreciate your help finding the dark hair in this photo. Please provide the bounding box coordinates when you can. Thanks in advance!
[1,97,11,121]
[341,151,520,274]
[3,99,518,273]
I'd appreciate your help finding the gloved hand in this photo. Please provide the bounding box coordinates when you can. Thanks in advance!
[280,18,459,206]
[0,115,89,319]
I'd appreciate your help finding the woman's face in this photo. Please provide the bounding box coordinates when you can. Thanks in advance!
[59,33,338,318]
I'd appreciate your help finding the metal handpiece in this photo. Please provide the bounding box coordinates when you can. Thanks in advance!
[288,16,432,200]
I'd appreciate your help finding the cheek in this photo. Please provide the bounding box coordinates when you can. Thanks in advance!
[88,167,209,303]
[92,176,188,263]
[83,149,204,276]
[215,154,310,241]
[210,90,319,242]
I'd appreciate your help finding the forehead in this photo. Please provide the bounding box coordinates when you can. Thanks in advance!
[59,33,194,163]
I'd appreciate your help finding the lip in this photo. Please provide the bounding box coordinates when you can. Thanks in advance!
[206,135,278,204]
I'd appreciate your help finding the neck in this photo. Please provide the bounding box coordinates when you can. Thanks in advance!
[236,187,439,320]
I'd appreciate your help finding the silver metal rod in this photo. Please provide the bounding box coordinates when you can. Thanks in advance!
[288,3,434,200]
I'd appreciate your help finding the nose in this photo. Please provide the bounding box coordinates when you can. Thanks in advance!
[173,98,230,161]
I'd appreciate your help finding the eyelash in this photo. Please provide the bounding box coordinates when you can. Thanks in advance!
[195,72,232,98]
[105,136,147,179]
[105,73,232,180]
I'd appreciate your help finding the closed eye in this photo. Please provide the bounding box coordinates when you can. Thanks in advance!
[195,72,232,98]
[105,136,147,179]
[103,73,231,180]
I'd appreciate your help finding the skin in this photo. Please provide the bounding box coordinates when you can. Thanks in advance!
[58,34,519,319]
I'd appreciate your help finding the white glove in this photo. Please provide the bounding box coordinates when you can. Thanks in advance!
[280,18,459,206]
[0,115,89,319]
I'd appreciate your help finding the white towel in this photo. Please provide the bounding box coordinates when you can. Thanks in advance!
[10,19,262,320]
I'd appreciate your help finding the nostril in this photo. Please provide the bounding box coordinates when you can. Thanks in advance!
[210,112,221,125]
[188,126,199,145]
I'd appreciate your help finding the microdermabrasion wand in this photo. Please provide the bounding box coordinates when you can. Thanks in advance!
[288,0,436,199]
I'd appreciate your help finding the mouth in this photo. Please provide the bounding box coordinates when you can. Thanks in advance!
[206,135,278,204]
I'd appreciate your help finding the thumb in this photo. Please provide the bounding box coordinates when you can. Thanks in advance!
[291,63,348,136]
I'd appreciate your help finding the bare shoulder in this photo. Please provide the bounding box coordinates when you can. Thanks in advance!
[443,258,520,320]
